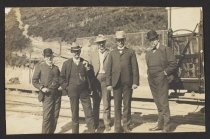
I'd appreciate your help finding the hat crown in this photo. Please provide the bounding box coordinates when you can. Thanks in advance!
[70,42,81,51]
[115,31,126,39]
[43,48,53,56]
[95,34,106,43]
[147,30,158,41]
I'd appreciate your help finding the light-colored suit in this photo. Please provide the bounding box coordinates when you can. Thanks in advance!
[86,45,112,128]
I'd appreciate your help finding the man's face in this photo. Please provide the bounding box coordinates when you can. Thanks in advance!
[149,39,159,48]
[44,55,53,64]
[72,50,81,59]
[97,41,106,52]
[116,38,125,48]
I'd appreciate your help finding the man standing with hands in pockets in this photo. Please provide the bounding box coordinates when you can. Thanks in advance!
[145,30,177,132]
[87,34,112,132]
[106,31,139,133]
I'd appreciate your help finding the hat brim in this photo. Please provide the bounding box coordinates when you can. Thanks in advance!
[70,49,81,53]
[94,40,106,43]
[43,52,54,57]
[115,37,126,39]
[147,35,159,41]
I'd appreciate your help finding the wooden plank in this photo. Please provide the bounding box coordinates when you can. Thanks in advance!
[5,84,38,92]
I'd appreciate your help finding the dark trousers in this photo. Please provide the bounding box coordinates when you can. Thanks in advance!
[148,72,170,129]
[42,91,61,134]
[92,73,111,128]
[70,95,95,133]
[113,80,132,132]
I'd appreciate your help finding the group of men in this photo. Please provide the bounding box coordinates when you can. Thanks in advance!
[32,30,177,134]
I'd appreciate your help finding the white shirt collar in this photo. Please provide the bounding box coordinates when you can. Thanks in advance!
[117,46,125,50]
[73,57,80,65]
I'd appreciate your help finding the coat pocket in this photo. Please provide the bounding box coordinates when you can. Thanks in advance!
[38,91,45,102]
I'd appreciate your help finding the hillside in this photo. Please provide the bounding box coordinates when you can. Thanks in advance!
[5,7,168,67]
[20,7,167,42]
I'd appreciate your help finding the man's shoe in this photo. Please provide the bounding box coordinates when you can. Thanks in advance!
[149,126,163,131]
[162,128,170,133]
[105,126,111,131]
[114,128,123,133]
[123,126,132,133]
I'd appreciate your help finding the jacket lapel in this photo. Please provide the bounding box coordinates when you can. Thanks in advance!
[103,50,109,63]
[121,47,128,55]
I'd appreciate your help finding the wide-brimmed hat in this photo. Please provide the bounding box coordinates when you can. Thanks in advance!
[94,34,106,43]
[43,48,54,57]
[69,42,82,53]
[114,31,126,39]
[146,30,159,41]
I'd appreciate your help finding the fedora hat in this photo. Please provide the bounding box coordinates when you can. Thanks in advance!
[115,31,126,39]
[94,34,106,43]
[43,48,54,57]
[146,30,159,41]
[69,42,82,53]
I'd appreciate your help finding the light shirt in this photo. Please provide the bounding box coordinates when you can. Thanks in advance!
[98,50,106,73]
[73,57,80,66]
[117,46,125,54]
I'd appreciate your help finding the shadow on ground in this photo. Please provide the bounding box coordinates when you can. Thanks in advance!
[130,111,205,132]
[58,111,205,133]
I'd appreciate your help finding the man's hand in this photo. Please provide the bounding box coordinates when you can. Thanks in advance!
[41,87,49,93]
[107,86,113,91]
[58,86,62,91]
[83,61,90,70]
[132,84,138,90]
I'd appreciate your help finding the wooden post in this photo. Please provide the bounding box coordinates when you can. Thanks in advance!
[29,52,31,84]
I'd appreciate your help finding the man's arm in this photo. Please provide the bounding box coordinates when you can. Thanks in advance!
[105,52,112,87]
[164,47,177,75]
[59,61,68,90]
[32,64,44,90]
[131,50,140,86]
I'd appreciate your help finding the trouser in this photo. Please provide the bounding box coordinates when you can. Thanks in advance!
[42,91,61,134]
[113,80,132,132]
[148,71,170,129]
[92,73,111,128]
[70,95,95,133]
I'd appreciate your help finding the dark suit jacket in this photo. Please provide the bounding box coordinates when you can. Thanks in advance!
[106,47,139,88]
[59,58,91,97]
[145,44,177,76]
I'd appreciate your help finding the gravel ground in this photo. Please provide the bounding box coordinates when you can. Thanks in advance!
[5,90,205,134]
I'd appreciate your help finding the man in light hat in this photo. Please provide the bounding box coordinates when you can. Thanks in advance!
[60,42,95,133]
[87,34,112,132]
[32,48,61,133]
[106,31,139,133]
[145,30,177,132]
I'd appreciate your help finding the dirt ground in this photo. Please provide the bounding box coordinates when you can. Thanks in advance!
[5,90,205,134]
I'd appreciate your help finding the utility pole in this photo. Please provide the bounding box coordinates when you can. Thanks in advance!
[29,49,33,84]
[59,37,62,56]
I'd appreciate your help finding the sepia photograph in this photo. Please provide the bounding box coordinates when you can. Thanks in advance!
[4,7,205,134]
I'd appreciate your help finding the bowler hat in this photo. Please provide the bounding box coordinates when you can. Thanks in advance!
[146,30,159,41]
[69,42,82,53]
[94,34,106,43]
[43,48,54,57]
[115,31,126,39]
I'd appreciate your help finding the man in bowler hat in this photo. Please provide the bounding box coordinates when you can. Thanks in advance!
[32,48,61,133]
[145,30,177,132]
[59,42,95,133]
[106,31,139,133]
